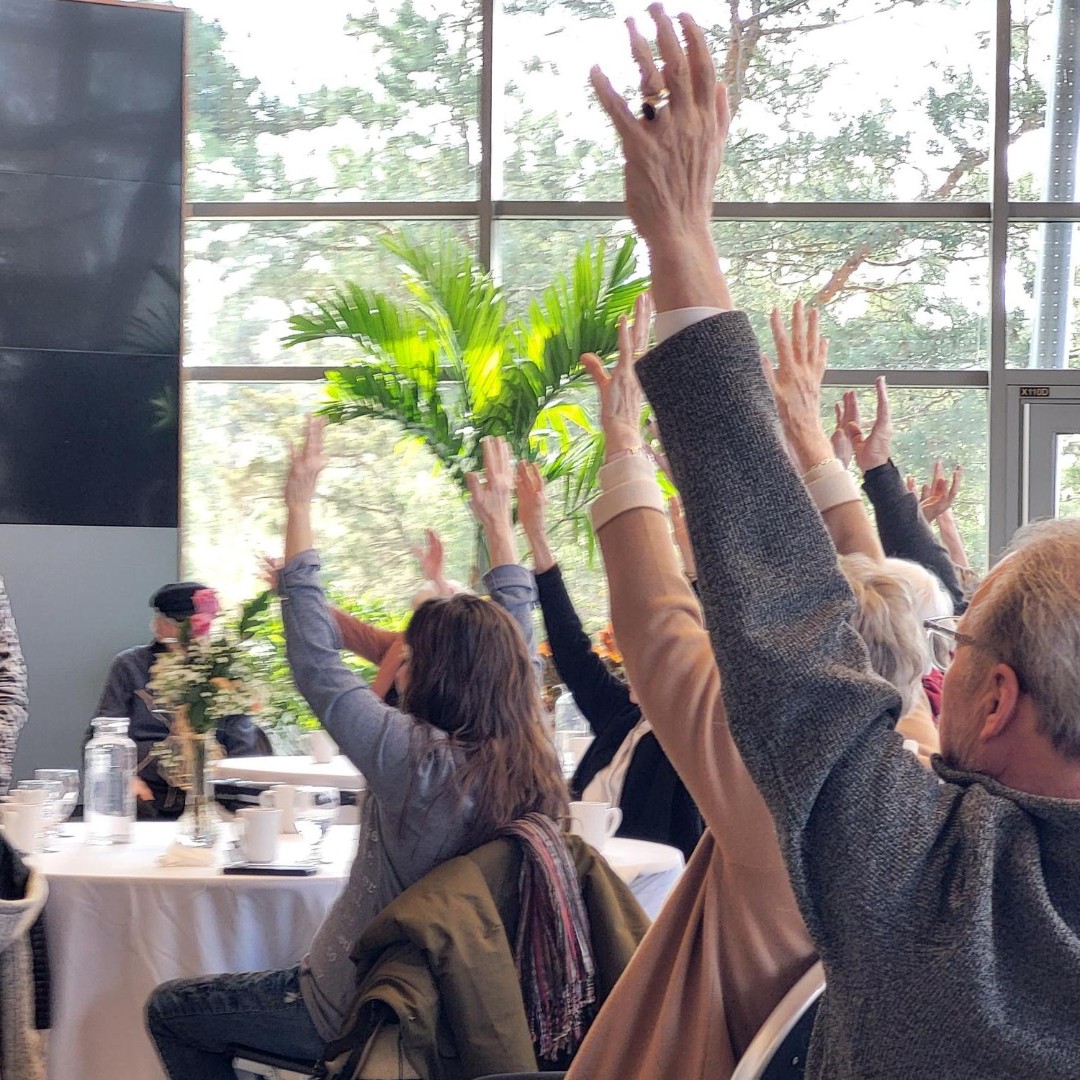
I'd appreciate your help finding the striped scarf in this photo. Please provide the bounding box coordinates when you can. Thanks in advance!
[498,813,597,1061]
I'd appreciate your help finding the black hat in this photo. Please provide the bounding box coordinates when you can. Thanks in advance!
[150,582,206,621]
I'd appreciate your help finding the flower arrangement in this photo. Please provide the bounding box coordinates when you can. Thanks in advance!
[147,589,270,735]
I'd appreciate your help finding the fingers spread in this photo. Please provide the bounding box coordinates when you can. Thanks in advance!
[590,66,639,142]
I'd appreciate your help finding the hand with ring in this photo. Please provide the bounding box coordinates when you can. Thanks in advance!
[590,5,732,312]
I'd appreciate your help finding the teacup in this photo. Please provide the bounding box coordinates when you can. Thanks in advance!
[258,785,298,833]
[569,801,622,851]
[2,803,41,854]
[237,807,281,864]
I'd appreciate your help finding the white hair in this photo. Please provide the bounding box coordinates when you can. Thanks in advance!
[839,554,933,714]
[882,558,954,626]
[966,519,1080,758]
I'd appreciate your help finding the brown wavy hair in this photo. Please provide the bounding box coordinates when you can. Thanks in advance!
[401,592,568,835]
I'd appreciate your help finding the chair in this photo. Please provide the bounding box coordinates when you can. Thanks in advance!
[474,1074,568,1079]
[730,961,824,1080]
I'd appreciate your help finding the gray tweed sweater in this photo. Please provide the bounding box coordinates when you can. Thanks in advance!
[638,312,1080,1079]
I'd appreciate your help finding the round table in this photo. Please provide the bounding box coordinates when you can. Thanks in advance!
[212,754,366,791]
[34,825,682,1080]
[33,822,354,1080]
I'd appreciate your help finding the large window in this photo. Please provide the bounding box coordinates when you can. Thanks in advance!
[179,0,1080,617]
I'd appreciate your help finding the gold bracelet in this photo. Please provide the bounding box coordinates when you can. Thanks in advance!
[606,446,645,463]
[800,456,837,481]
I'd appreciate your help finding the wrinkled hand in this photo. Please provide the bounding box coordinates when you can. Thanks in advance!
[515,460,547,539]
[765,300,831,472]
[284,416,327,508]
[831,395,856,469]
[912,460,963,523]
[258,555,284,591]
[466,436,514,531]
[411,529,446,585]
[845,377,893,474]
[590,8,728,250]
[581,292,653,459]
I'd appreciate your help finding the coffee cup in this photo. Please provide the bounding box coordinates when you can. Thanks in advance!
[2,804,41,854]
[569,801,622,851]
[237,807,281,864]
[258,785,298,833]
[305,730,338,765]
[9,787,47,806]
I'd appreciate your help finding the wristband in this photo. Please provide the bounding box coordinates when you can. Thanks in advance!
[806,469,861,513]
[801,456,841,483]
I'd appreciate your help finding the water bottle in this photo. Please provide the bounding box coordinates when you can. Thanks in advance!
[84,718,136,845]
[553,686,590,773]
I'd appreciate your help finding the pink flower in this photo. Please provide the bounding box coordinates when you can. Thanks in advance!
[189,613,213,638]
[192,589,220,619]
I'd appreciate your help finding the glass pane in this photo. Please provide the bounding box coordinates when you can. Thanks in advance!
[826,387,989,571]
[497,0,990,201]
[1010,0,1079,200]
[497,220,989,369]
[1006,222,1080,368]
[177,0,479,201]
[1056,433,1080,518]
[184,220,476,366]
[183,381,612,623]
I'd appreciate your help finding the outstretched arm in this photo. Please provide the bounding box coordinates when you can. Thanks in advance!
[593,8,949,951]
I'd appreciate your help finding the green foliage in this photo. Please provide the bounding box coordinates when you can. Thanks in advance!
[283,229,648,527]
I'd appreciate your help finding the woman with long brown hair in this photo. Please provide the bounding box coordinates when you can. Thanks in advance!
[146,423,566,1079]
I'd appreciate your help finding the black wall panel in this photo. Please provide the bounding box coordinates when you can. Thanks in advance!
[0,0,184,528]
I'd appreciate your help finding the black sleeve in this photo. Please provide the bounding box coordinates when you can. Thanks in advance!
[862,461,967,614]
[534,564,633,738]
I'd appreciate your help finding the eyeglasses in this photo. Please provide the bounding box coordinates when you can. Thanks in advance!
[923,615,980,673]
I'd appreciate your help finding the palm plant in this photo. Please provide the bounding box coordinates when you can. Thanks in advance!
[283,229,649,544]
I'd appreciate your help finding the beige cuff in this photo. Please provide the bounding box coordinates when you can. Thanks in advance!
[591,454,665,531]
[806,469,861,513]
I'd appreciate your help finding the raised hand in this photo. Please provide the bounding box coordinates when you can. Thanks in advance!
[917,460,963,524]
[831,394,857,469]
[466,436,519,567]
[590,7,731,311]
[844,377,893,474]
[258,555,284,591]
[765,300,833,473]
[515,461,547,541]
[581,292,653,461]
[284,416,327,508]
[411,529,447,587]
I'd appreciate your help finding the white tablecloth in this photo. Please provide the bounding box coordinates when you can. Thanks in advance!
[35,825,683,1080]
[212,754,366,790]
[35,823,354,1080]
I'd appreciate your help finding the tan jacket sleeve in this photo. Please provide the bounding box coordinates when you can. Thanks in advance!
[331,608,400,666]
[593,462,787,870]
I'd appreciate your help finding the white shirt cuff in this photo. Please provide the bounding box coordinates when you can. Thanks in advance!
[590,454,666,531]
[654,307,726,344]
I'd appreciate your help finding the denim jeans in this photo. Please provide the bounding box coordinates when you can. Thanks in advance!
[146,966,326,1080]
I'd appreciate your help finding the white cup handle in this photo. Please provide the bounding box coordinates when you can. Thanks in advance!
[605,807,623,838]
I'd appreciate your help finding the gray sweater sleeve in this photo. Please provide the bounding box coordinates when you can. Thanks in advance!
[280,549,455,806]
[636,313,955,952]
[481,563,541,679]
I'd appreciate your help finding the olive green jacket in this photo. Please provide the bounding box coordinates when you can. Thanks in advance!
[321,834,650,1080]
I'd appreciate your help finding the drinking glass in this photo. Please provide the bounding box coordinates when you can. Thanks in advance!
[16,779,63,852]
[294,786,340,865]
[35,769,79,837]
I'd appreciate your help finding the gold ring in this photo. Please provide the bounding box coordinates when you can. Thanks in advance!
[641,89,670,121]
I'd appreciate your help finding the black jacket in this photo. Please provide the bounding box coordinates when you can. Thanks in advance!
[535,565,702,861]
[862,460,967,615]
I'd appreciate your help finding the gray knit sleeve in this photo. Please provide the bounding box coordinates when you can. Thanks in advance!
[636,313,955,945]
[0,577,28,795]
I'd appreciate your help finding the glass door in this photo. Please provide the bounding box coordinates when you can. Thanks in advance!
[1023,401,1080,523]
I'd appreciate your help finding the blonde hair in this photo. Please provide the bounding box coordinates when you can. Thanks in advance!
[839,554,932,714]
[966,520,1080,758]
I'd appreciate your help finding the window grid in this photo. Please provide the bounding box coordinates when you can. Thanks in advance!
[181,0,1080,561]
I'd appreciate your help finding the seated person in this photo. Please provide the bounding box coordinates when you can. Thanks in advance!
[93,582,265,818]
[145,426,570,1077]
[515,453,703,861]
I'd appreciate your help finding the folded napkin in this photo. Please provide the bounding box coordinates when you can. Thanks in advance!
[156,841,217,868]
